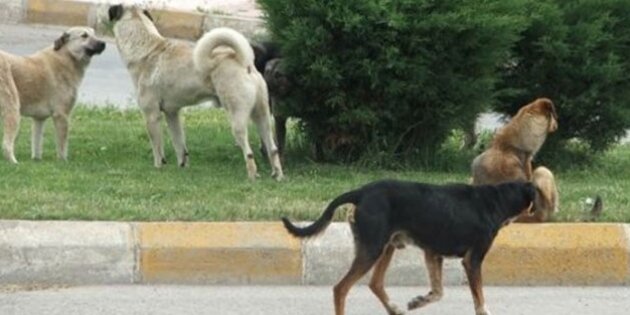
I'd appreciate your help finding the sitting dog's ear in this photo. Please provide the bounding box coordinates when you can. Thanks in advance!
[538,98,558,120]
[142,10,154,22]
[108,4,124,21]
[54,32,69,51]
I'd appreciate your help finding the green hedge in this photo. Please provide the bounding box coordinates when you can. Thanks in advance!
[496,0,630,164]
[259,0,630,166]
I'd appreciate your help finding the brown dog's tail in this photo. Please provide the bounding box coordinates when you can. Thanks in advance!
[281,190,362,238]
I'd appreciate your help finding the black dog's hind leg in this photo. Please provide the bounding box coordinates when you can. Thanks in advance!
[369,244,404,315]
[333,246,379,315]
[408,249,444,310]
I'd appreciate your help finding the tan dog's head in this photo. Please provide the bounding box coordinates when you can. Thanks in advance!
[53,27,106,62]
[517,98,558,133]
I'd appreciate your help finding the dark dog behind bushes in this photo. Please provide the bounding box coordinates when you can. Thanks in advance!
[282,179,537,315]
[251,41,290,155]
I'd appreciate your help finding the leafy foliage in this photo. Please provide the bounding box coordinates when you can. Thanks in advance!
[495,0,630,163]
[259,0,528,164]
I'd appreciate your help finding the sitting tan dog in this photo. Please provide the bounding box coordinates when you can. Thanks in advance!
[0,27,105,163]
[471,98,559,222]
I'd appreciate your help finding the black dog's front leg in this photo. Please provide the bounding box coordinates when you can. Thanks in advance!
[462,240,494,315]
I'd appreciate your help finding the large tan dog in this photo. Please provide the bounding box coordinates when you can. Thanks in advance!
[471,98,559,222]
[108,5,283,180]
[0,27,105,163]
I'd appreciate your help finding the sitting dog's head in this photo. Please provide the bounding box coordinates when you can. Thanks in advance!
[518,97,558,133]
[53,27,106,62]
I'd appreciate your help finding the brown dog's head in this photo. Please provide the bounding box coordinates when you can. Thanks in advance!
[520,98,558,133]
[54,27,106,62]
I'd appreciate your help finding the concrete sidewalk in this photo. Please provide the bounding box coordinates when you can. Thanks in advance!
[1,221,629,286]
[2,0,265,39]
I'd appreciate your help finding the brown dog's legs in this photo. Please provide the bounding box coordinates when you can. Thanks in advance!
[462,248,491,315]
[408,249,444,310]
[334,249,377,315]
[369,244,404,315]
[0,73,20,164]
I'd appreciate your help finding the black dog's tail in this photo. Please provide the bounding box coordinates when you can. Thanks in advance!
[281,190,362,238]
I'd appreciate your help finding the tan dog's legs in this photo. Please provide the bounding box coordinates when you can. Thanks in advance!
[31,118,45,160]
[369,244,404,315]
[333,250,376,315]
[165,110,188,167]
[463,249,491,315]
[252,103,283,180]
[0,78,20,164]
[52,112,70,160]
[408,249,444,310]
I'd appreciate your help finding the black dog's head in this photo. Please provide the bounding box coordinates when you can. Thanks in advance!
[502,181,537,218]
[108,4,154,23]
[264,58,291,97]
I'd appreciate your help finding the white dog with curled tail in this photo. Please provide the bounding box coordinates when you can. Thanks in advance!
[108,4,283,180]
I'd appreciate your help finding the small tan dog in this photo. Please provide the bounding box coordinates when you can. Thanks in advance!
[0,27,105,163]
[471,98,559,222]
[108,5,283,180]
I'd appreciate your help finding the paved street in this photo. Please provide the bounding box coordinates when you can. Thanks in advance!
[1,285,629,315]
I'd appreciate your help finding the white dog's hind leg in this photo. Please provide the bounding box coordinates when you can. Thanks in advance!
[52,113,69,160]
[31,118,46,160]
[252,105,283,180]
[165,110,188,167]
[229,109,257,180]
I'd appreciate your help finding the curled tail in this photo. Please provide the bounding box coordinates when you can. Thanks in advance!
[193,27,254,74]
[281,190,362,238]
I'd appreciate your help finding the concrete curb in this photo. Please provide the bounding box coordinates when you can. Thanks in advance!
[1,221,629,286]
[16,0,265,39]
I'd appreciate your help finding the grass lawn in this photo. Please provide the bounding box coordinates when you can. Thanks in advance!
[0,106,628,222]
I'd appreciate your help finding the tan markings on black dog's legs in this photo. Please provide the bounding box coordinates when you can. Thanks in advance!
[369,244,404,315]
[463,250,491,315]
[408,249,444,310]
[334,248,378,315]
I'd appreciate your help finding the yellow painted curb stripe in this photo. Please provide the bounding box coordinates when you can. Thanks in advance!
[138,222,302,284]
[27,0,90,26]
[484,224,630,285]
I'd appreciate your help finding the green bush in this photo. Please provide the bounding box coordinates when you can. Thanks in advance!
[259,0,528,165]
[495,0,630,164]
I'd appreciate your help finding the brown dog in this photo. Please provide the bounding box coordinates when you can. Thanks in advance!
[471,98,558,222]
[0,27,105,163]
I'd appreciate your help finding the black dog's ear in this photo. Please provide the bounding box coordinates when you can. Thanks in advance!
[54,32,69,51]
[142,10,154,22]
[108,4,124,21]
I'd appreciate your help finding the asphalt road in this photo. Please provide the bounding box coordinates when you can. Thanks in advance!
[1,285,629,315]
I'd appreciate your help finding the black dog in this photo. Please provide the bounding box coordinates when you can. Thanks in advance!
[282,179,536,315]
[251,41,290,156]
